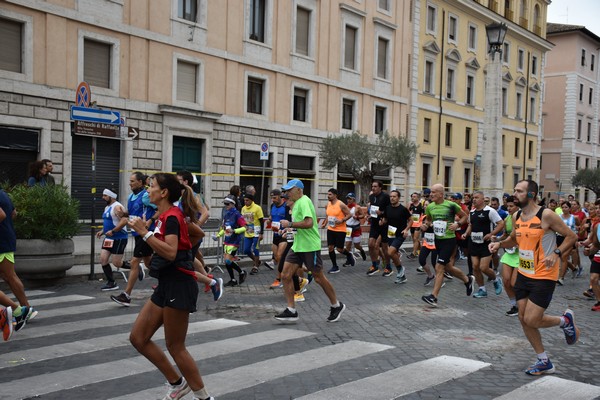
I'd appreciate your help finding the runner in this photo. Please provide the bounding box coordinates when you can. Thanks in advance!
[418,200,439,286]
[495,196,521,316]
[343,193,367,265]
[556,201,580,285]
[380,190,412,283]
[322,188,352,274]
[366,181,391,276]
[267,189,289,288]
[408,192,425,260]
[216,195,247,287]
[96,189,128,292]
[241,194,264,275]
[489,179,579,376]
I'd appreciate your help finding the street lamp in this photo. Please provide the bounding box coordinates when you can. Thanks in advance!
[479,21,507,199]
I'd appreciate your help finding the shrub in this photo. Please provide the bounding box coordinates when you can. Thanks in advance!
[4,184,80,240]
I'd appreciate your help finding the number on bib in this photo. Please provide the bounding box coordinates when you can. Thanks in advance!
[103,239,114,249]
[471,232,484,244]
[424,232,435,246]
[433,221,447,237]
[519,249,535,275]
[387,225,397,238]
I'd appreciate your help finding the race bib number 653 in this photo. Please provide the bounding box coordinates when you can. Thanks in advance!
[518,249,535,275]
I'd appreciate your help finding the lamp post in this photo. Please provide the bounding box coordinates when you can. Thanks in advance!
[480,22,507,199]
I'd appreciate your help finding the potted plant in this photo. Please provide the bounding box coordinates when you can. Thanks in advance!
[4,184,80,279]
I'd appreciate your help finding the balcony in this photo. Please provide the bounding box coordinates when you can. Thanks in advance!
[504,9,514,22]
[519,17,528,29]
[534,24,542,36]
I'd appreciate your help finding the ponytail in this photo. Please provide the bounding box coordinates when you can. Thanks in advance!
[180,184,200,224]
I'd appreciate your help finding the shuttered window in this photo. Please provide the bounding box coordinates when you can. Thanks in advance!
[344,25,356,70]
[295,7,310,56]
[377,37,388,79]
[0,18,22,73]
[84,39,111,88]
[177,60,197,103]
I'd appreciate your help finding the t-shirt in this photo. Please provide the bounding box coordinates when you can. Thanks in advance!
[128,189,157,236]
[270,202,288,237]
[242,202,264,238]
[468,205,502,244]
[408,202,424,227]
[102,201,128,240]
[222,208,246,247]
[426,200,463,240]
[368,191,390,223]
[383,204,411,238]
[0,190,16,253]
[291,195,321,252]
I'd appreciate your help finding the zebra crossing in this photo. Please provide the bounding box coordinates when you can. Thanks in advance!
[2,290,600,400]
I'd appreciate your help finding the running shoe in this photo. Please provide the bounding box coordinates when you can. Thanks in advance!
[163,377,191,400]
[583,288,595,299]
[239,270,247,284]
[562,309,580,345]
[473,288,488,298]
[294,293,305,302]
[556,278,564,286]
[382,268,393,277]
[211,278,223,301]
[366,266,379,276]
[307,271,313,284]
[359,249,367,261]
[592,302,600,312]
[120,260,131,270]
[524,358,555,376]
[506,306,519,316]
[138,266,145,281]
[576,266,584,278]
[327,302,346,322]
[424,275,435,286]
[328,266,340,274]
[26,307,38,322]
[444,272,454,280]
[493,277,503,295]
[269,279,282,289]
[406,253,416,260]
[13,306,33,332]
[299,278,309,293]
[223,279,238,287]
[110,292,131,307]
[274,308,299,322]
[1,307,13,341]
[264,260,275,270]
[204,274,214,293]
[421,294,438,307]
[394,274,407,284]
[416,266,425,274]
[101,281,119,291]
[465,275,475,296]
[192,397,215,400]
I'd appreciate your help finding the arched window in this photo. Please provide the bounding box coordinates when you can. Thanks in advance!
[504,0,513,20]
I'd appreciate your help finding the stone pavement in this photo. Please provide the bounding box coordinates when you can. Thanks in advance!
[1,252,599,399]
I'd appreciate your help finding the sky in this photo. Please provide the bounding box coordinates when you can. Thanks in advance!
[546,0,600,35]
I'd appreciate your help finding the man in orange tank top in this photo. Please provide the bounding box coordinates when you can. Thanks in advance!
[490,180,579,377]
[322,188,352,274]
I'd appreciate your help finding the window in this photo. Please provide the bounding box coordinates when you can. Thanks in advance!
[513,172,520,188]
[580,84,584,102]
[581,48,586,66]
[378,0,390,11]
[576,156,580,170]
[424,60,434,94]
[503,42,510,63]
[375,106,386,134]
[518,48,524,70]
[448,15,457,42]
[466,75,474,105]
[342,98,355,130]
[377,37,389,79]
[529,96,535,122]
[0,17,22,73]
[295,7,310,56]
[176,60,197,103]
[247,77,264,114]
[424,118,431,143]
[514,137,520,158]
[446,68,455,99]
[516,92,522,119]
[426,4,437,33]
[422,163,430,189]
[504,0,512,19]
[588,122,592,142]
[468,24,477,50]
[293,87,308,122]
[250,0,266,42]
[463,168,471,193]
[344,25,357,70]
[288,155,314,198]
[84,39,111,88]
[444,165,452,189]
[586,158,590,169]
[590,88,594,105]
[592,54,596,71]
[465,127,471,150]
[502,135,505,156]
[528,140,533,160]
[445,123,452,146]
[531,55,538,75]
[577,119,582,140]
[502,87,508,116]
[177,0,197,22]
[240,150,273,206]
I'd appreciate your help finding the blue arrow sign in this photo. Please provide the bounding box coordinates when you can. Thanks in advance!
[70,105,121,125]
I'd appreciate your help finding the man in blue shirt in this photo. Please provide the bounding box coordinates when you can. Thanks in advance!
[96,189,128,292]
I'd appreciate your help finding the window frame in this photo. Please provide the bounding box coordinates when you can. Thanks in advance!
[78,30,120,97]
[426,3,437,35]
[0,10,33,82]
[293,5,312,57]
[245,72,269,118]
[448,14,458,44]
[173,54,205,108]
[341,96,357,132]
[466,74,475,106]
[467,23,477,52]
[374,104,387,134]
[291,83,312,125]
[423,117,431,143]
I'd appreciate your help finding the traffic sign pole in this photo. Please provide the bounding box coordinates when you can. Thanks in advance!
[259,142,269,210]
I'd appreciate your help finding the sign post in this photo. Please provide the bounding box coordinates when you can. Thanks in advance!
[259,142,269,209]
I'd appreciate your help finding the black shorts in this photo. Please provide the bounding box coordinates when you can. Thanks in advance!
[410,227,419,235]
[590,259,600,275]
[273,235,285,246]
[327,230,346,249]
[419,247,437,266]
[456,238,468,249]
[102,238,127,255]
[513,273,556,309]
[151,276,199,313]
[369,221,387,239]
[468,240,492,258]
[434,237,456,266]
[285,249,323,273]
[133,235,153,258]
[387,236,405,250]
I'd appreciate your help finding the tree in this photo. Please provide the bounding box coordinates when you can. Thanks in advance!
[319,131,418,201]
[571,168,600,197]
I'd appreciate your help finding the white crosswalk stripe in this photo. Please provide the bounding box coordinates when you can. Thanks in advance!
[493,376,600,400]
[23,294,94,306]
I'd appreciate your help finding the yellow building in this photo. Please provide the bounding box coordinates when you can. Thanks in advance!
[410,0,552,194]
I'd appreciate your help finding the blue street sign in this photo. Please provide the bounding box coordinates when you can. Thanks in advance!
[260,142,269,161]
[70,105,121,125]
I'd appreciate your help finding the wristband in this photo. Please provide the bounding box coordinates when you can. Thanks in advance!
[143,231,154,242]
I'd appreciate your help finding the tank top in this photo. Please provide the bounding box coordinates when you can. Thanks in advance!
[514,207,558,280]
[326,200,346,232]
[102,201,127,239]
[346,205,360,227]
[559,214,577,235]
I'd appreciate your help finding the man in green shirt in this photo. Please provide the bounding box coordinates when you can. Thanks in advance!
[275,179,345,323]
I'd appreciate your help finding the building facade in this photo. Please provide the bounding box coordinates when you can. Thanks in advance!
[410,0,551,195]
[0,0,413,218]
[540,23,600,203]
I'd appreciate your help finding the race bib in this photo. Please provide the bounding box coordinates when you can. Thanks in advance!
[286,229,295,243]
[411,213,420,222]
[424,232,435,246]
[471,232,484,244]
[519,249,535,275]
[103,238,114,249]
[271,221,280,231]
[255,226,261,235]
[346,227,352,237]
[433,220,447,237]
[387,225,397,238]
[370,205,379,218]
[328,216,336,227]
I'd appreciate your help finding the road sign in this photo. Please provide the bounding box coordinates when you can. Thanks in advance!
[70,105,121,125]
[76,82,91,107]
[72,121,139,140]
[260,142,269,160]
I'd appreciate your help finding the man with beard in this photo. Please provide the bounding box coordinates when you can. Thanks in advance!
[366,181,391,276]
[489,180,579,376]
[96,189,128,291]
[381,190,412,283]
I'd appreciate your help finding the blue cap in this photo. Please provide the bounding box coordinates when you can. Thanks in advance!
[423,188,431,195]
[451,192,463,200]
[346,192,356,199]
[282,179,304,190]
